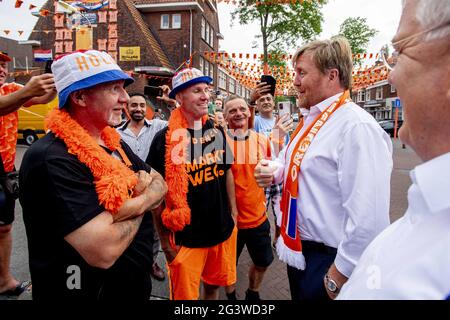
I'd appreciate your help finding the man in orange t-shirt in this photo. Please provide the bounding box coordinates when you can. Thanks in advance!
[0,51,55,296]
[223,95,274,300]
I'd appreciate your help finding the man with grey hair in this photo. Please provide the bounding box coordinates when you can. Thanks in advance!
[254,37,393,300]
[338,0,450,299]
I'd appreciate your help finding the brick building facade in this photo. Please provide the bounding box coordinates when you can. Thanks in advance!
[30,0,225,93]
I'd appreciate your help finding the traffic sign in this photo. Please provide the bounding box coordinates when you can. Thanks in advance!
[395,98,401,108]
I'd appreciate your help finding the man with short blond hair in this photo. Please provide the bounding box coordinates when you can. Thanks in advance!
[255,37,392,300]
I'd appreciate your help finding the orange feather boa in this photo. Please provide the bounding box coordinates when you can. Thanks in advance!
[45,109,138,214]
[161,107,208,232]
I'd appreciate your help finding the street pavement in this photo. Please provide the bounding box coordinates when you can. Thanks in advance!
[1,138,421,300]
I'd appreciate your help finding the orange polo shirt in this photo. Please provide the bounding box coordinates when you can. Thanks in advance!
[226,130,271,229]
[0,83,23,172]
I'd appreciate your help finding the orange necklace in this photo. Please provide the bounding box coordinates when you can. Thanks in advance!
[45,109,138,214]
[161,107,208,232]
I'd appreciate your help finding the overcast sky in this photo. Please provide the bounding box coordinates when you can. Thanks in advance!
[218,0,403,62]
[1,0,402,65]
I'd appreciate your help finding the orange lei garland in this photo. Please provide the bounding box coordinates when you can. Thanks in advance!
[161,108,208,232]
[45,109,138,214]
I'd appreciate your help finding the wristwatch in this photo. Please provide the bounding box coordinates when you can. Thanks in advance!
[324,274,340,294]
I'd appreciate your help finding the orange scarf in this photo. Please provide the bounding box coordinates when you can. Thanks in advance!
[277,91,350,269]
[161,107,208,232]
[45,109,137,214]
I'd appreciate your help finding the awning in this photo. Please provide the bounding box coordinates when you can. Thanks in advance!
[134,66,175,77]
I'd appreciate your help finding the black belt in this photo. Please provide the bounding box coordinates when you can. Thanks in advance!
[301,240,337,255]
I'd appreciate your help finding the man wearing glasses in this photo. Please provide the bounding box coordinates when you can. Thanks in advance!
[338,0,450,299]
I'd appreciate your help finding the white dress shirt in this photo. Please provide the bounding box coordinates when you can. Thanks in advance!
[338,152,450,299]
[117,118,167,161]
[273,92,393,277]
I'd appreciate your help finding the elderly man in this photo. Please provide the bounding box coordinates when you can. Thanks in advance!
[19,50,167,300]
[338,0,450,300]
[147,68,238,300]
[117,92,167,281]
[255,37,393,300]
[0,51,55,296]
[223,95,281,300]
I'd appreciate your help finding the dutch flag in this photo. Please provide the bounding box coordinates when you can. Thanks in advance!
[34,49,52,62]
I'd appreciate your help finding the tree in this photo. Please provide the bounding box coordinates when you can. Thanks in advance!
[232,0,327,67]
[338,17,378,67]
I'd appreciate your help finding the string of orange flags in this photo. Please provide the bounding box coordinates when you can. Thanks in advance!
[9,0,323,10]
[203,51,380,62]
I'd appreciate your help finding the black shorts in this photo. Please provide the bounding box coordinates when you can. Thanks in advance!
[237,219,274,268]
[0,194,15,225]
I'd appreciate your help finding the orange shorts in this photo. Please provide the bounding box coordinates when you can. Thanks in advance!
[167,227,237,300]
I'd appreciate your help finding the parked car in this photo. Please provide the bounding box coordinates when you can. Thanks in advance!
[378,119,403,137]
[18,98,58,145]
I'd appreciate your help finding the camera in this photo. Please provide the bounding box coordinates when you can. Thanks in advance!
[260,74,276,97]
[144,85,163,98]
[44,60,53,74]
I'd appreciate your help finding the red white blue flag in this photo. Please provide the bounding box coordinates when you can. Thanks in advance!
[34,49,52,62]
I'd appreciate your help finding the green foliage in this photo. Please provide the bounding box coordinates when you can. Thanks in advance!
[262,48,287,69]
[338,17,378,67]
[232,0,326,65]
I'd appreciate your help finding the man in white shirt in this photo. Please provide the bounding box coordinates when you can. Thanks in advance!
[338,0,450,300]
[117,93,167,281]
[254,37,393,300]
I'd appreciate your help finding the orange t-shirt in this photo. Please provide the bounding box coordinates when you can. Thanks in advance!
[226,130,271,229]
[0,83,23,172]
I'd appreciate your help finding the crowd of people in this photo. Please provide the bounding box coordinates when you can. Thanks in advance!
[0,0,449,301]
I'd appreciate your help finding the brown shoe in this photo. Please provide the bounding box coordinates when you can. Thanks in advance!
[150,262,165,281]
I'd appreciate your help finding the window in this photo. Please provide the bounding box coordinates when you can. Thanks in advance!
[376,87,383,100]
[391,84,396,93]
[199,56,204,74]
[219,70,227,89]
[205,25,210,46]
[172,14,181,29]
[357,90,365,102]
[201,17,206,40]
[209,62,214,79]
[229,78,235,94]
[236,84,241,96]
[365,90,371,101]
[204,61,209,78]
[209,26,214,47]
[161,14,169,29]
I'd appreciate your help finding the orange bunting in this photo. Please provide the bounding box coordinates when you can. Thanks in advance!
[29,4,36,10]
[39,9,50,17]
[15,0,23,8]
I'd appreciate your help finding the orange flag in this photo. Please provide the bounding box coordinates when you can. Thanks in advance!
[15,0,23,8]
[39,9,50,17]
[29,4,37,10]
